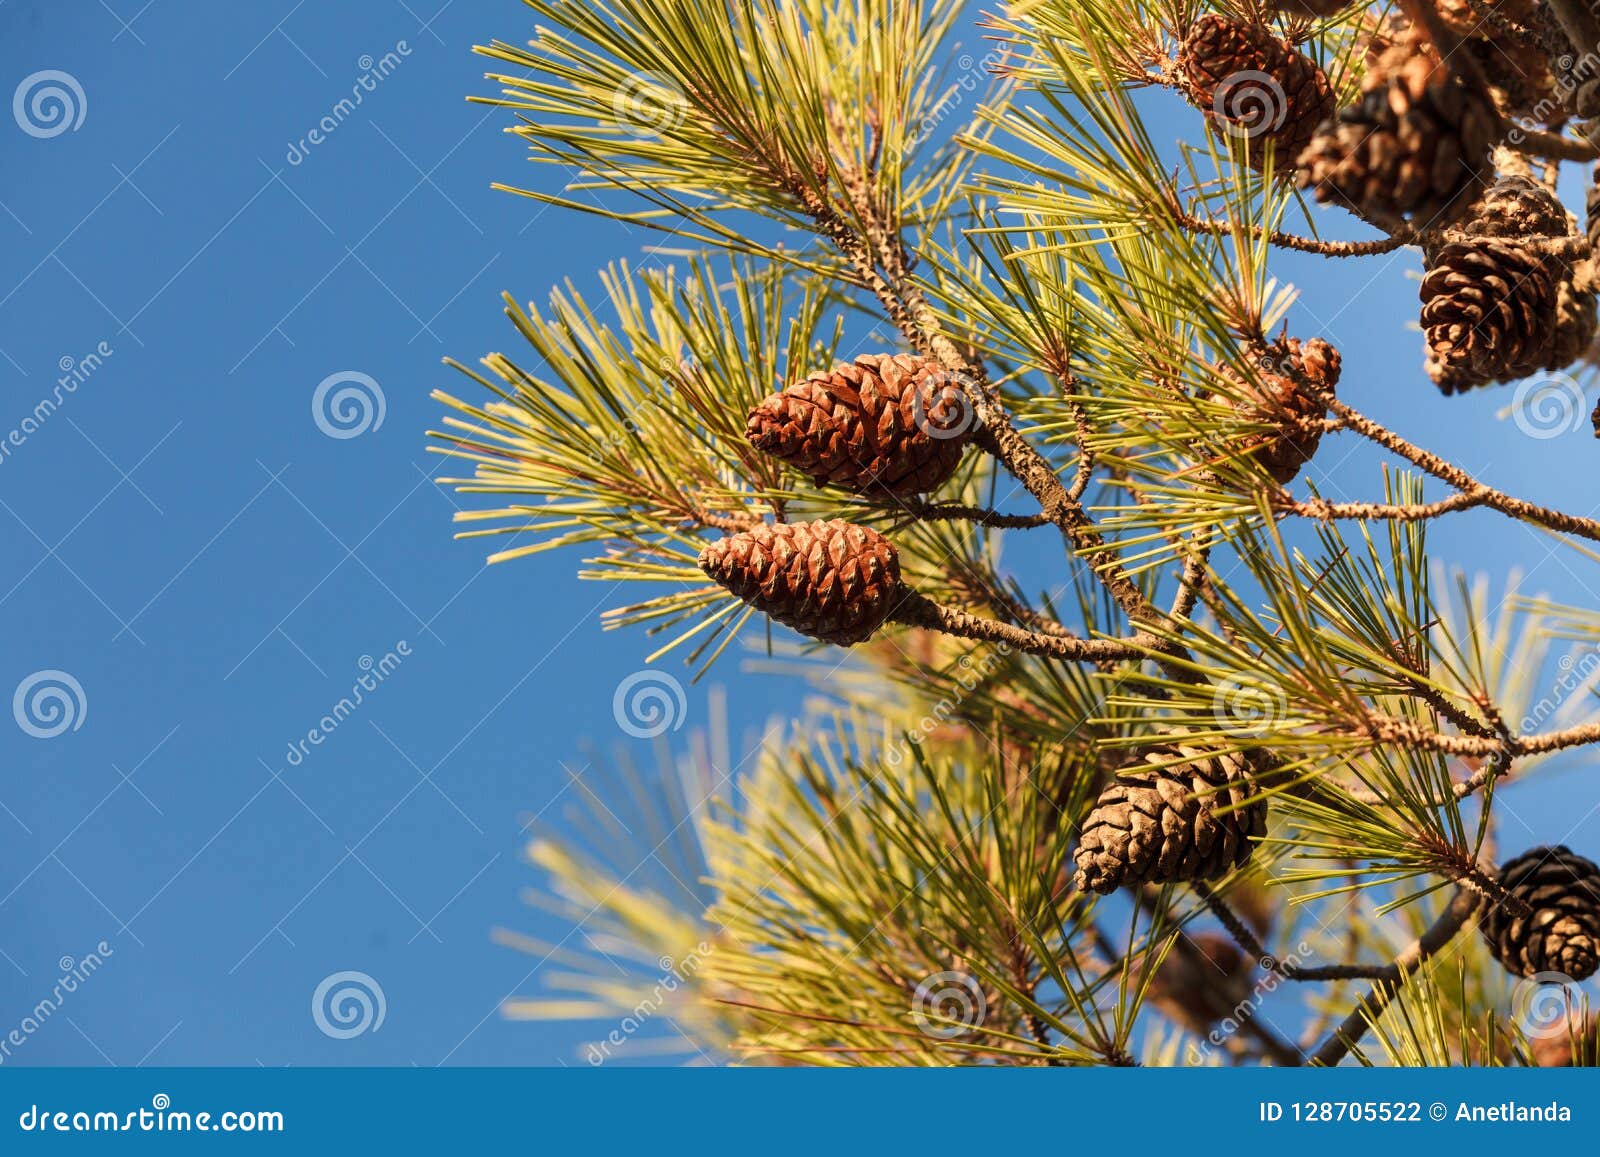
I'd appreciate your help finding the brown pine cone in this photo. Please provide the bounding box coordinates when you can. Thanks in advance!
[1480,846,1600,981]
[1072,736,1268,894]
[1179,14,1334,172]
[1554,276,1600,372]
[1296,28,1494,226]
[698,519,901,646]
[1420,237,1558,393]
[1457,174,1574,242]
[1421,177,1594,392]
[1233,336,1340,484]
[746,354,972,497]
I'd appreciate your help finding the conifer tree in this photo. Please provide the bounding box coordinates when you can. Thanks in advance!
[430,0,1600,1065]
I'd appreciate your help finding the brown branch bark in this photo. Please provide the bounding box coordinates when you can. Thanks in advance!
[1309,888,1481,1067]
[1316,392,1600,543]
[889,588,1153,664]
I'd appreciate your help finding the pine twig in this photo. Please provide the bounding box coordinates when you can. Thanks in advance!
[889,588,1152,663]
[1168,203,1414,258]
[1316,392,1600,543]
[904,501,1051,528]
[1193,883,1394,982]
[1309,888,1482,1067]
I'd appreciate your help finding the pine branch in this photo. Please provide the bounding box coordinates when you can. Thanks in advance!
[1194,882,1396,982]
[1309,888,1481,1067]
[1318,391,1600,543]
[903,500,1052,528]
[889,588,1153,663]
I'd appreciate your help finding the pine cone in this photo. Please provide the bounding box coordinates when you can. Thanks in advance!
[1420,177,1594,393]
[1435,1,1558,119]
[1420,237,1558,393]
[1296,28,1494,226]
[1480,846,1600,981]
[1179,14,1334,172]
[746,354,973,496]
[1233,336,1341,484]
[698,519,901,645]
[1072,736,1268,894]
[1587,165,1600,252]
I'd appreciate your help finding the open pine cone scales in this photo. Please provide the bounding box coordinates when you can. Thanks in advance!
[1420,177,1596,393]
[1073,737,1268,894]
[1296,27,1493,225]
[1178,14,1333,172]
[1481,846,1600,981]
[1420,238,1558,394]
[698,519,902,646]
[746,354,973,496]
[1233,336,1340,484]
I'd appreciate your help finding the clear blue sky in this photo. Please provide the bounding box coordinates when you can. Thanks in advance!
[1,1,1597,1068]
